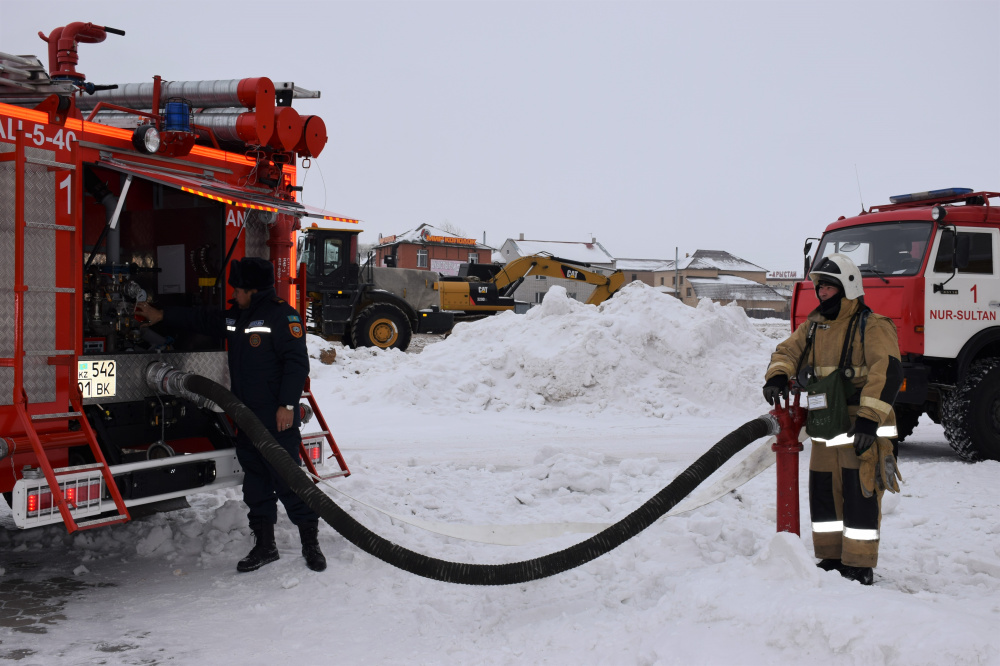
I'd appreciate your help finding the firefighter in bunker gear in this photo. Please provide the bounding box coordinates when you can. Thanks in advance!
[762,253,903,584]
[135,257,327,573]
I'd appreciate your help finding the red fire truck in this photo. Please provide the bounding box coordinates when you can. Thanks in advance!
[0,22,352,531]
[793,188,1000,461]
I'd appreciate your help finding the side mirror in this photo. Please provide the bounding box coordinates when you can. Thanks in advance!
[802,238,819,278]
[956,234,971,270]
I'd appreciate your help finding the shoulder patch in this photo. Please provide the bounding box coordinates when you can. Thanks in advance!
[288,314,302,323]
[249,319,265,328]
[289,322,304,339]
[225,318,236,325]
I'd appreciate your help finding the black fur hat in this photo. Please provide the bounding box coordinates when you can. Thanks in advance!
[228,257,274,290]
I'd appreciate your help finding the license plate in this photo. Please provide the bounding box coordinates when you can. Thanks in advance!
[77,360,117,398]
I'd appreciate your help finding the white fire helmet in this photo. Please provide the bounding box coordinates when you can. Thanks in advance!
[809,253,864,300]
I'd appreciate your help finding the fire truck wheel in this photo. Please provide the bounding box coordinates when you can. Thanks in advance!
[893,405,922,445]
[942,358,1000,462]
[351,303,412,351]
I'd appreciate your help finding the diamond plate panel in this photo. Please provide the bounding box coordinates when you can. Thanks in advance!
[0,155,13,361]
[0,292,12,357]
[0,368,11,406]
[0,145,59,404]
[0,151,11,405]
[81,351,231,405]
[244,210,270,260]
[24,160,55,289]
[23,291,56,403]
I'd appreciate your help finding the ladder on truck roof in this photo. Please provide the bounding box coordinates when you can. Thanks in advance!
[1,126,130,531]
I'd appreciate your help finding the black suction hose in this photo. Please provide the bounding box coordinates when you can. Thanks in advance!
[173,370,774,585]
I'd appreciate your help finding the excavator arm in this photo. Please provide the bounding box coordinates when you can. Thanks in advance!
[436,253,626,314]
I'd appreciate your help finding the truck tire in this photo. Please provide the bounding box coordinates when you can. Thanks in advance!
[351,303,412,351]
[893,404,921,445]
[942,358,1000,462]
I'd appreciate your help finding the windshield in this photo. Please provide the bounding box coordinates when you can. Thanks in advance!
[813,221,933,277]
[297,235,317,278]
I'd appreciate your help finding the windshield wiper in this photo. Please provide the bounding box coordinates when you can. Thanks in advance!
[860,266,890,284]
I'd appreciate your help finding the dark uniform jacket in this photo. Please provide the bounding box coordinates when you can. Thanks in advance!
[766,297,902,429]
[164,288,309,431]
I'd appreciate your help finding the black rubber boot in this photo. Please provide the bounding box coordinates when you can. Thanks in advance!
[840,565,874,586]
[237,519,279,573]
[299,520,327,572]
[817,559,844,572]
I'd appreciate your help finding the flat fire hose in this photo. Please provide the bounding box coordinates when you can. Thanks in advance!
[148,363,778,585]
[316,436,778,546]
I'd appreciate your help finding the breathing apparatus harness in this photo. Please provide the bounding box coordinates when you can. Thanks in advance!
[796,303,871,440]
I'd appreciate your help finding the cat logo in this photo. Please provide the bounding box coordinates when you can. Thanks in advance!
[478,286,489,294]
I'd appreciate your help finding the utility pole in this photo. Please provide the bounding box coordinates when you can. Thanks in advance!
[675,247,680,301]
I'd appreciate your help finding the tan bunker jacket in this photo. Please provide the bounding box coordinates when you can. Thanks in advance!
[766,297,901,431]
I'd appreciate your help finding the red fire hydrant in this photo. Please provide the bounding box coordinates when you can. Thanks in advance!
[771,393,807,535]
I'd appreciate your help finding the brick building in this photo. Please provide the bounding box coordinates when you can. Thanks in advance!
[374,224,492,275]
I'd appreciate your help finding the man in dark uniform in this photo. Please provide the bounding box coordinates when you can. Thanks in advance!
[136,257,326,573]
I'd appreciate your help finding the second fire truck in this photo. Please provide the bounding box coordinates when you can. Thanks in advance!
[794,188,1000,461]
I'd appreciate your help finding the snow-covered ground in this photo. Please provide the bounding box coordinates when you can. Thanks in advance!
[2,284,999,665]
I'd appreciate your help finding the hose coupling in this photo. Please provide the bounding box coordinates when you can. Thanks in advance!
[298,402,314,425]
[757,413,781,436]
[145,361,223,412]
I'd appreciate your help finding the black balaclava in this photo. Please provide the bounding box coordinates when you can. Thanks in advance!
[816,277,845,320]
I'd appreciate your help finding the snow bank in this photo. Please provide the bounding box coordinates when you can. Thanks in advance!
[309,282,775,420]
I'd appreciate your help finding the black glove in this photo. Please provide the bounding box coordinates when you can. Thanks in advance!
[762,375,789,405]
[850,417,878,456]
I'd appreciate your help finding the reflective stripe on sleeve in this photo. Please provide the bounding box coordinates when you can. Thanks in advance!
[860,395,893,416]
[226,326,237,332]
[877,425,898,438]
[245,326,272,333]
[843,526,879,541]
[812,520,844,533]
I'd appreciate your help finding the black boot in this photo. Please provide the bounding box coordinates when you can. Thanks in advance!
[840,565,874,586]
[237,519,279,573]
[817,559,843,572]
[299,520,327,572]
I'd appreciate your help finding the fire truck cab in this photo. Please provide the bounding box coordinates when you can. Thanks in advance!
[794,188,1000,461]
[0,22,349,531]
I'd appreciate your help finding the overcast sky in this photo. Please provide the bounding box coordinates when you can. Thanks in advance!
[2,1,997,272]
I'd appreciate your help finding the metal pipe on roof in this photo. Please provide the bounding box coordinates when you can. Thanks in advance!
[71,77,275,110]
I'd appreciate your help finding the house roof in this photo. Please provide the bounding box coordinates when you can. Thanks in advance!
[615,258,673,272]
[687,275,785,302]
[686,249,767,272]
[378,223,491,250]
[503,239,614,265]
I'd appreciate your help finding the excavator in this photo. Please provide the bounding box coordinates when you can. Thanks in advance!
[435,253,627,316]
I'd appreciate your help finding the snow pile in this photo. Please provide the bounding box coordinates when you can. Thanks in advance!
[310,282,775,419]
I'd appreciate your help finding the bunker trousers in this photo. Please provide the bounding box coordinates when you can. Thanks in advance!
[236,428,318,526]
[808,438,884,568]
